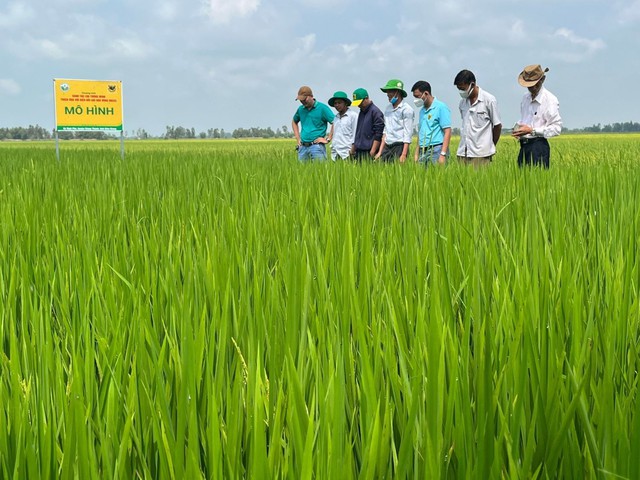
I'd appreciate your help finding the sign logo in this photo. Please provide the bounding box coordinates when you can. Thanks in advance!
[60,83,70,92]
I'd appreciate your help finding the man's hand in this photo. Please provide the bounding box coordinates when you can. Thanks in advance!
[314,137,329,144]
[512,124,532,138]
[438,154,446,165]
[399,154,407,163]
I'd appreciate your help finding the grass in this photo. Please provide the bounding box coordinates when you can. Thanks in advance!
[0,135,639,479]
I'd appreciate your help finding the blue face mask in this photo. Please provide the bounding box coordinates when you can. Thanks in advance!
[390,96,399,105]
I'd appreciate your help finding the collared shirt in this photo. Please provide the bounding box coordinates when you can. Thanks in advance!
[518,86,562,139]
[330,109,358,159]
[293,100,334,143]
[457,87,501,157]
[418,97,451,147]
[353,102,384,151]
[383,100,415,144]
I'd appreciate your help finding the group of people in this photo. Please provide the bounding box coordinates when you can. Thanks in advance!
[292,65,562,168]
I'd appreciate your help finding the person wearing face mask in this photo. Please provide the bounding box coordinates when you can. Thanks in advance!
[375,79,415,163]
[411,80,452,165]
[511,65,562,168]
[453,70,502,166]
[292,85,335,162]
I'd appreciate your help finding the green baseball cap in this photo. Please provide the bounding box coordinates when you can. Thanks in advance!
[352,88,368,107]
[380,79,407,97]
[328,91,352,107]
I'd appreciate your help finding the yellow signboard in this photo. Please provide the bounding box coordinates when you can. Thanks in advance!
[54,79,123,131]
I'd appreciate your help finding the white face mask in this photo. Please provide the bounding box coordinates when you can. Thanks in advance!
[458,84,474,99]
[413,97,424,108]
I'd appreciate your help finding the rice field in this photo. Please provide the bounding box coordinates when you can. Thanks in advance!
[1,134,639,479]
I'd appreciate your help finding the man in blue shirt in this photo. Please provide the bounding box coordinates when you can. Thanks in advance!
[411,80,452,165]
[292,85,334,162]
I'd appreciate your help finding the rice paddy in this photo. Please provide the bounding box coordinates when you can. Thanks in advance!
[1,134,639,479]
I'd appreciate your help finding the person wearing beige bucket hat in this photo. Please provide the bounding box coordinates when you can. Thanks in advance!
[512,65,562,168]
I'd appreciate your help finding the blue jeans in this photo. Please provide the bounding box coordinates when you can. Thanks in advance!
[298,143,327,162]
[418,144,446,165]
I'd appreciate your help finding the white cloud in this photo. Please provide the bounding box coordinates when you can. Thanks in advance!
[552,28,605,61]
[0,79,21,95]
[33,38,67,60]
[205,0,261,24]
[156,1,178,21]
[619,0,640,23]
[111,38,155,59]
[0,2,33,28]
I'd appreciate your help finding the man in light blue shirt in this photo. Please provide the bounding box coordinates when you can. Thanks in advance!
[411,80,452,165]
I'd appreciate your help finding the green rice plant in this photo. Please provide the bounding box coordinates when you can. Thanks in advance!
[0,135,639,479]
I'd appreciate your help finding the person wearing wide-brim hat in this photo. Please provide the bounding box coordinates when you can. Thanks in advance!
[292,85,335,162]
[375,79,414,163]
[326,91,358,160]
[512,64,562,168]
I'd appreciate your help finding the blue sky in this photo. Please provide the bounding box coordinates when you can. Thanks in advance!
[1,0,638,136]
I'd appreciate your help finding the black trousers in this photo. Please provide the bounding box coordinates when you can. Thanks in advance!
[518,138,550,168]
[353,149,373,162]
[379,142,406,163]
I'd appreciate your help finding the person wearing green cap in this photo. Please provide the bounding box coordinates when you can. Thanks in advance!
[327,91,358,160]
[375,79,415,163]
[292,85,334,162]
[350,88,385,161]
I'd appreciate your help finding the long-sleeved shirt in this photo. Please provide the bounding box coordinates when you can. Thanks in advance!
[330,109,358,159]
[353,102,384,151]
[518,86,562,139]
[383,101,414,144]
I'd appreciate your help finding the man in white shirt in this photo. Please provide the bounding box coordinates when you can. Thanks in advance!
[327,91,358,160]
[512,65,562,168]
[375,79,415,163]
[453,70,502,167]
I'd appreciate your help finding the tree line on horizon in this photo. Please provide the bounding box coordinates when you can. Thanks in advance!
[2,122,640,141]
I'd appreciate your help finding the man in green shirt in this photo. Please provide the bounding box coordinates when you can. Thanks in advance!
[292,86,334,162]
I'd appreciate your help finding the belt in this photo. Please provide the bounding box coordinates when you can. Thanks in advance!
[420,143,443,150]
[300,142,313,147]
[519,136,544,145]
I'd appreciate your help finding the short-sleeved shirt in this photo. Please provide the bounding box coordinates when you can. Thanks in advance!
[418,98,451,147]
[383,101,414,144]
[293,101,334,143]
[457,88,501,157]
